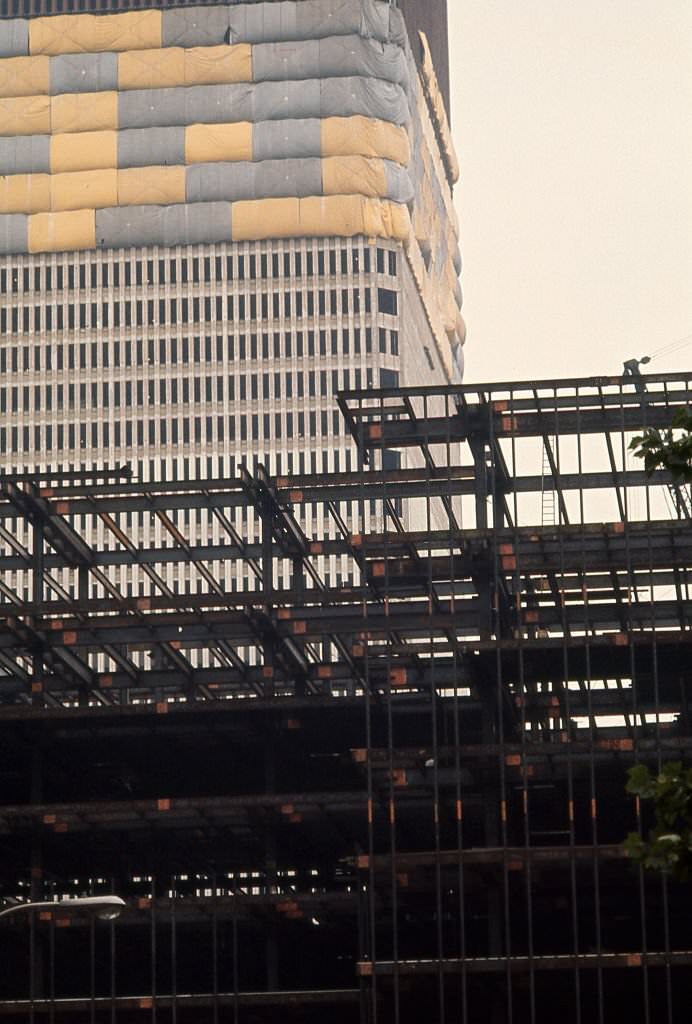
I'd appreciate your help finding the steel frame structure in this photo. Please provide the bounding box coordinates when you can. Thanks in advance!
[0,371,691,1023]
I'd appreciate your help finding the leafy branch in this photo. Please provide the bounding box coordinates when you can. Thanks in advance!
[629,408,692,483]
[625,762,692,880]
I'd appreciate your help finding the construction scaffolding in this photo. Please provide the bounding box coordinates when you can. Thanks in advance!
[0,370,691,1023]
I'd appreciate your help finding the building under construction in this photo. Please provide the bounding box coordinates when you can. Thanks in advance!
[0,370,691,1023]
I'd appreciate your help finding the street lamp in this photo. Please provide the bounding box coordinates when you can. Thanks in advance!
[0,896,126,923]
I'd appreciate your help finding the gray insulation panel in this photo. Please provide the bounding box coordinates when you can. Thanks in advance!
[118,126,185,168]
[252,79,322,121]
[49,52,118,96]
[0,19,29,58]
[0,214,27,255]
[95,202,232,248]
[320,77,409,124]
[228,2,299,44]
[161,6,231,48]
[0,135,50,175]
[252,118,322,162]
[119,85,240,130]
[453,342,464,378]
[252,35,408,87]
[253,39,321,81]
[227,0,390,45]
[186,158,323,203]
[361,0,394,42]
[383,6,407,48]
[117,77,409,132]
[301,0,364,38]
[317,35,408,85]
[258,156,323,198]
[384,161,414,204]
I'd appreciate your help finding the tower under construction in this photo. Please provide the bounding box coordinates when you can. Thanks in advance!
[0,371,691,1023]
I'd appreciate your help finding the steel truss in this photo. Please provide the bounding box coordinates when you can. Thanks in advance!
[0,371,691,1023]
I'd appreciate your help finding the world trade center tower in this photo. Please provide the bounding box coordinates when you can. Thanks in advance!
[0,0,462,592]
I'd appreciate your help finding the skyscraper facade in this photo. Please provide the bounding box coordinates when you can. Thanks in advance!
[0,0,461,483]
[0,0,462,603]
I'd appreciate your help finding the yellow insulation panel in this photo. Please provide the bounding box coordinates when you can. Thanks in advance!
[418,31,460,185]
[51,169,117,213]
[456,313,467,346]
[0,165,186,213]
[349,196,410,240]
[28,209,96,253]
[184,44,252,85]
[118,47,185,90]
[185,123,253,164]
[29,11,162,56]
[0,173,50,214]
[117,44,252,90]
[117,166,186,207]
[0,96,50,137]
[51,131,118,173]
[0,56,50,100]
[51,91,118,134]
[233,197,300,241]
[232,196,410,243]
[322,156,388,198]
[321,117,410,166]
[301,196,359,238]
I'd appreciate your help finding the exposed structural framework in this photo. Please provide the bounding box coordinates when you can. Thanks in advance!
[0,372,691,1023]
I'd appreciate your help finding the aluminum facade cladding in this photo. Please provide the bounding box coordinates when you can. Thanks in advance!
[0,238,451,515]
[0,0,464,366]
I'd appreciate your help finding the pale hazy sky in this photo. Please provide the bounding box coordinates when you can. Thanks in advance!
[449,1,692,384]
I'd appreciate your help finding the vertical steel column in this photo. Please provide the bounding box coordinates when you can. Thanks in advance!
[108,889,117,1024]
[356,394,378,1024]
[380,401,400,1024]
[31,517,44,709]
[77,566,90,707]
[29,743,44,1008]
[469,421,493,642]
[469,406,505,1019]
[261,490,275,698]
[170,880,177,1024]
[150,877,157,1023]
[211,870,220,1024]
[264,740,279,991]
[291,554,306,697]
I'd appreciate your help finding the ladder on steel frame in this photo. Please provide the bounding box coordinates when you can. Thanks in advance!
[540,441,556,527]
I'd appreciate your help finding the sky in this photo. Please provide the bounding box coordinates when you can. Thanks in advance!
[448,1,692,385]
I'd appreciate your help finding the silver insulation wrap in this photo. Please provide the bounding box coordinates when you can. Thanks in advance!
[95,201,232,247]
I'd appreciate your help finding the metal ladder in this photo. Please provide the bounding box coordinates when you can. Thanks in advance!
[541,442,556,527]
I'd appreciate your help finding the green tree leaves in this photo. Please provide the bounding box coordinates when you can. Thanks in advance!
[625,762,692,880]
[629,408,692,483]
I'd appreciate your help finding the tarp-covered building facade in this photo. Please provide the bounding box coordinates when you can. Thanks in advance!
[0,0,463,494]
